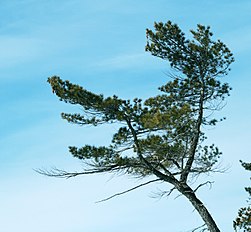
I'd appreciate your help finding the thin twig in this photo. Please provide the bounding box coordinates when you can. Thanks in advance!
[190,223,207,232]
[150,186,176,199]
[35,165,120,179]
[194,181,214,193]
[96,179,161,203]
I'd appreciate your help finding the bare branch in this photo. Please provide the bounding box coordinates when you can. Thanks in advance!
[194,181,214,193]
[189,224,207,232]
[96,179,161,203]
[150,186,176,199]
[35,165,121,179]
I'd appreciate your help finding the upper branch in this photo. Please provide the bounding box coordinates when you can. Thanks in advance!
[180,82,205,183]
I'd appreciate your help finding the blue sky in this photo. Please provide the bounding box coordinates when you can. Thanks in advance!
[1,0,251,231]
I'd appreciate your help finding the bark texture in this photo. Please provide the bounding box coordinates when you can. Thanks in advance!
[176,182,221,232]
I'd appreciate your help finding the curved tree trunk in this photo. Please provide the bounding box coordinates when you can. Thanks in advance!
[175,183,221,232]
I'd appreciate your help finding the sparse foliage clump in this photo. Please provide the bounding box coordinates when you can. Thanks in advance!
[234,161,251,232]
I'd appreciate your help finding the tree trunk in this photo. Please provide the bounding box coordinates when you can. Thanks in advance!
[176,183,221,232]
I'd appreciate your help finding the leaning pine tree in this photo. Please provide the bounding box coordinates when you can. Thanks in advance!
[44,21,234,232]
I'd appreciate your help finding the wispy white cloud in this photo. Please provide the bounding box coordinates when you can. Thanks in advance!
[0,36,47,68]
[92,52,165,70]
[227,28,251,54]
[95,53,147,68]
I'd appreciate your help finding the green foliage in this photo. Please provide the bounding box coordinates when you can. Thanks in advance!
[234,161,251,232]
[47,21,234,232]
[47,21,234,180]
[146,21,234,79]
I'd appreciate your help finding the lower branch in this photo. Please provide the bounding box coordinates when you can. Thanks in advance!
[96,179,161,203]
[35,165,121,178]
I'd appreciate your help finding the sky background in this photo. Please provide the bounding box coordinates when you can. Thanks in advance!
[1,0,251,231]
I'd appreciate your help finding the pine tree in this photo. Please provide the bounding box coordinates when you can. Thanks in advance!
[43,21,234,232]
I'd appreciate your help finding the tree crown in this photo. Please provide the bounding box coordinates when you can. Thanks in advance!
[47,21,234,181]
[45,21,235,232]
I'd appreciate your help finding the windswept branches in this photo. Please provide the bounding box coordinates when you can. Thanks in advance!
[67,144,158,178]
[45,21,234,232]
[48,76,104,107]
[48,76,129,125]
[35,167,118,179]
[146,21,233,130]
[146,21,234,78]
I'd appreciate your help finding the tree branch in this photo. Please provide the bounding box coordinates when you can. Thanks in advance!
[194,181,214,193]
[189,224,207,232]
[151,186,176,199]
[35,165,121,179]
[180,85,205,183]
[96,179,161,203]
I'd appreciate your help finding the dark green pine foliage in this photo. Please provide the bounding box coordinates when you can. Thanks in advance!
[46,21,234,232]
[234,161,251,231]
